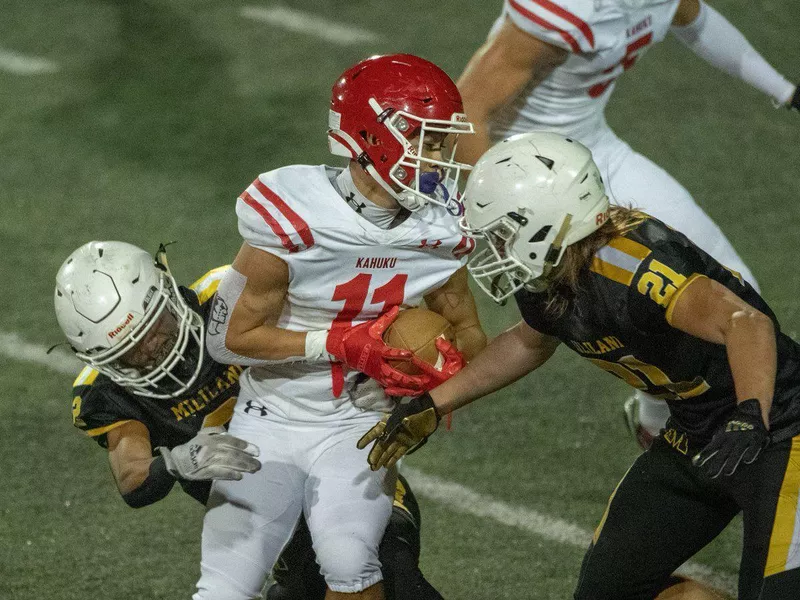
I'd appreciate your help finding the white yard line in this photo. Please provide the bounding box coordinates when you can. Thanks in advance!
[403,467,738,595]
[0,331,81,376]
[0,49,58,75]
[2,331,737,594]
[240,6,380,46]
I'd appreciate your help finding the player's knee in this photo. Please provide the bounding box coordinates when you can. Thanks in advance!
[314,531,382,593]
[194,570,263,600]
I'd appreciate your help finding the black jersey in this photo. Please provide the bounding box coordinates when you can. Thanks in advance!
[71,267,242,450]
[516,218,800,444]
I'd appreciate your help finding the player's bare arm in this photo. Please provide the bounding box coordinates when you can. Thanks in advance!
[221,242,306,360]
[430,320,559,416]
[358,320,560,470]
[668,275,776,425]
[107,420,156,496]
[672,0,700,26]
[423,266,486,361]
[456,17,567,165]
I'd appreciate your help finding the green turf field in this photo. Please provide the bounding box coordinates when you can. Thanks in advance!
[1,0,799,598]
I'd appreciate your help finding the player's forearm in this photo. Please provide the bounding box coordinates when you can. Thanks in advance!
[119,456,176,508]
[671,1,795,105]
[724,309,776,427]
[207,266,309,364]
[224,324,307,361]
[430,322,553,415]
[454,322,488,361]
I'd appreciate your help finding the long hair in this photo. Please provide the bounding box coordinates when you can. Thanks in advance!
[542,205,649,317]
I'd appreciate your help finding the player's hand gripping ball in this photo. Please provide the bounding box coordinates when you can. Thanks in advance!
[357,308,465,470]
[382,307,464,393]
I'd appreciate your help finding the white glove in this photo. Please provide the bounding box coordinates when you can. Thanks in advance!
[344,374,398,413]
[158,426,261,481]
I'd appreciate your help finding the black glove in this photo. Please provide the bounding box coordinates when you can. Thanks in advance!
[790,85,800,112]
[357,393,441,471]
[692,399,769,478]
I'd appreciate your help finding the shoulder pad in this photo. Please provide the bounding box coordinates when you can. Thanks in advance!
[504,0,596,53]
[236,166,319,255]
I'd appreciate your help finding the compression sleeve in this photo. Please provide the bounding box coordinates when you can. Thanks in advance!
[121,455,176,508]
[671,1,795,105]
[205,266,330,366]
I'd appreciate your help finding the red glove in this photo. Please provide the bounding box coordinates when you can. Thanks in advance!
[403,337,465,392]
[326,306,429,396]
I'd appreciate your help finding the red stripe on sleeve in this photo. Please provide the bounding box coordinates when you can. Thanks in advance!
[240,191,299,253]
[509,0,582,53]
[252,178,315,250]
[530,0,594,48]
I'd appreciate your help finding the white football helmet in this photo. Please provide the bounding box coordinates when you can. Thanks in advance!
[54,241,205,398]
[461,132,610,303]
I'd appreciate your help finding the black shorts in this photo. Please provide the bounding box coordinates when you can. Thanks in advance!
[574,430,800,600]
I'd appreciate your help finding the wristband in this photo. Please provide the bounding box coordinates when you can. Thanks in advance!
[304,329,332,362]
[121,455,176,508]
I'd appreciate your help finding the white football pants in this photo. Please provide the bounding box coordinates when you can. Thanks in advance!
[591,128,760,437]
[193,410,395,599]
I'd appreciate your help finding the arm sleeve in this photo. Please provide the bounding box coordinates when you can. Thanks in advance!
[504,0,595,53]
[204,267,309,367]
[671,1,795,105]
[120,455,177,508]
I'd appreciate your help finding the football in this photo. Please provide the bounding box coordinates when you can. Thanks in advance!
[383,307,455,375]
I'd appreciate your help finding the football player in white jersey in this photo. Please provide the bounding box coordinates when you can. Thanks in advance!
[195,54,486,600]
[456,0,798,448]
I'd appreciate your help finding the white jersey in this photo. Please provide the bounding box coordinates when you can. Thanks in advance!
[492,0,681,146]
[234,165,475,423]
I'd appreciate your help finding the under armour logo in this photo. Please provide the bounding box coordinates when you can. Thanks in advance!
[345,192,366,214]
[418,239,442,250]
[243,400,268,417]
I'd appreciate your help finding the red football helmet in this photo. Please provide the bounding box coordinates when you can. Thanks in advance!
[328,54,474,212]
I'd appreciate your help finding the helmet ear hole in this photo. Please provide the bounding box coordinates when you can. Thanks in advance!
[529,226,552,243]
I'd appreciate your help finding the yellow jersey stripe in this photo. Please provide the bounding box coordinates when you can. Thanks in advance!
[608,237,652,261]
[196,279,222,305]
[190,265,230,305]
[765,437,800,577]
[189,265,229,291]
[84,419,133,438]
[590,256,635,286]
[73,366,99,388]
[593,465,632,544]
[201,397,237,428]
[665,273,706,325]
